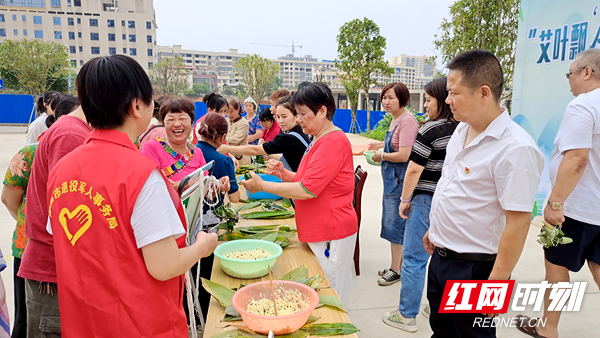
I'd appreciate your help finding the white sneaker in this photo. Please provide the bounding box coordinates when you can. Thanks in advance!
[421,305,430,319]
[382,309,417,333]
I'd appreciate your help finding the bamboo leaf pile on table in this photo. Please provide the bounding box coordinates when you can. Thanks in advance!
[210,323,359,338]
[218,224,297,249]
[242,211,295,219]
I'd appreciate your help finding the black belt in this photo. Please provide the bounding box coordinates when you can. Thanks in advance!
[436,247,496,262]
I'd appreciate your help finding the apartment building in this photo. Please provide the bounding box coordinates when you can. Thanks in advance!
[0,0,157,71]
[156,45,340,89]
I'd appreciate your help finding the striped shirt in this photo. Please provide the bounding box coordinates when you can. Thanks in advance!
[409,119,458,196]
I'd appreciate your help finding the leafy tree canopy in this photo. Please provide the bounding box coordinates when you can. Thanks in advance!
[149,55,190,97]
[234,54,278,103]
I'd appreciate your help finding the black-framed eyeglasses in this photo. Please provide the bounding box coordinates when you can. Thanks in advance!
[566,66,595,79]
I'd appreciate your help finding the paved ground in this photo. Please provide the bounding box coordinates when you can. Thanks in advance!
[0,129,598,337]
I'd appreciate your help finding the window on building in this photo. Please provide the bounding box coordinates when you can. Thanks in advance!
[80,60,83,66]
[89,18,98,27]
[33,16,42,24]
[108,33,115,41]
[79,46,82,52]
[13,29,18,35]
[53,17,61,25]
[78,32,82,38]
[91,47,100,55]
[123,48,127,53]
[77,18,80,24]
[34,30,43,38]
[67,0,71,5]
[12,14,16,21]
[74,0,81,6]
[90,33,99,40]
[22,15,26,21]
[71,60,76,67]
[23,29,27,36]
[51,0,60,6]
[107,19,114,27]
[128,21,135,28]
[122,34,126,40]
[130,48,137,56]
[128,34,136,42]
[109,47,116,55]
[69,46,76,53]
[54,31,62,39]
[121,20,125,26]
[147,35,152,43]
[0,29,5,37]
[146,21,151,29]
[68,17,74,25]
[148,62,153,68]
[147,49,152,56]
[69,32,75,39]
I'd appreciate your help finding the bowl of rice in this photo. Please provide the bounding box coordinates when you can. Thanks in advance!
[232,280,320,335]
[214,239,283,279]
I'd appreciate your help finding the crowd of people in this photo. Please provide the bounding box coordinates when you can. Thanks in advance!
[0,48,598,338]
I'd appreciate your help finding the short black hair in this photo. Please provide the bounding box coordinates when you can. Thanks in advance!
[446,49,504,102]
[158,98,195,123]
[424,77,455,123]
[294,82,336,120]
[202,92,228,112]
[259,107,275,122]
[77,55,153,129]
[37,91,60,114]
[381,82,410,108]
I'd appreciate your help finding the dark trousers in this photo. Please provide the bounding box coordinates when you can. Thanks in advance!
[427,249,496,338]
[24,279,61,338]
[11,258,26,338]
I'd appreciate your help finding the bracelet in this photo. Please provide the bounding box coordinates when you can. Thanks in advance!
[400,196,411,203]
[382,152,385,161]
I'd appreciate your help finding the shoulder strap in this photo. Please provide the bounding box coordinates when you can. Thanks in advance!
[287,131,309,148]
[140,125,164,143]
[392,113,418,131]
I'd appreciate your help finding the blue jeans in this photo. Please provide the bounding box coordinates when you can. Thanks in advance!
[398,194,432,318]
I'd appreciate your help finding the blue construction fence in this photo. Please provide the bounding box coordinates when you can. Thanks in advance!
[0,94,388,133]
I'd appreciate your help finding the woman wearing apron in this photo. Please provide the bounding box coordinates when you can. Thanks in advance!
[369,82,419,286]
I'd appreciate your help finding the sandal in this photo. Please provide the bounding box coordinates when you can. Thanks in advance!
[515,315,546,338]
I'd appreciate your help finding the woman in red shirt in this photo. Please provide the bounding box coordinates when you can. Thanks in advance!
[242,82,357,306]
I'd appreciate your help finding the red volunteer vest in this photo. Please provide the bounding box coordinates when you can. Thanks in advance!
[48,129,188,337]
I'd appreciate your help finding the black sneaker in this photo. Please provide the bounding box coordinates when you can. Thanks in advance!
[377,269,401,286]
[378,268,389,276]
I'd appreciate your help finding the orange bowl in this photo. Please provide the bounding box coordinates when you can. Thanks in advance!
[231,280,319,335]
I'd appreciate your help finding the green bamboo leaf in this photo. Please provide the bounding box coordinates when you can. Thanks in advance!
[319,295,347,312]
[559,237,573,244]
[282,198,292,208]
[209,329,265,338]
[241,211,295,219]
[223,315,243,322]
[280,266,309,281]
[278,226,297,233]
[305,316,320,325]
[276,231,296,239]
[237,225,279,233]
[298,323,359,335]
[238,201,261,211]
[225,305,241,317]
[201,278,235,308]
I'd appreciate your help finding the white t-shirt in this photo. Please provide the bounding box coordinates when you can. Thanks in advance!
[48,169,185,248]
[549,88,600,225]
[429,111,544,254]
[25,113,48,146]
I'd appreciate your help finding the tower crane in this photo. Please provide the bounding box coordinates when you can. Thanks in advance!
[251,41,303,56]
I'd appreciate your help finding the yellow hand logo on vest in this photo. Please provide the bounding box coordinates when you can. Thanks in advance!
[59,205,92,246]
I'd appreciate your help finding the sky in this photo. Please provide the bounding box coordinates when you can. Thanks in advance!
[153,0,455,67]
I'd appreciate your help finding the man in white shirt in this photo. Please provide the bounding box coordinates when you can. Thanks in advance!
[423,50,544,337]
[516,49,600,338]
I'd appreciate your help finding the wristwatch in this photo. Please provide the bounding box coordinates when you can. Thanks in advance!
[547,200,563,211]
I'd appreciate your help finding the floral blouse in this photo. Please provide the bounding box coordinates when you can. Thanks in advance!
[3,144,37,258]
[246,114,263,145]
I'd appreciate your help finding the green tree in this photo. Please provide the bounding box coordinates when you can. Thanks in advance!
[149,55,190,97]
[185,83,210,98]
[234,54,278,103]
[336,17,393,131]
[222,85,237,97]
[339,76,362,133]
[0,39,70,96]
[267,77,283,94]
[434,0,519,100]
